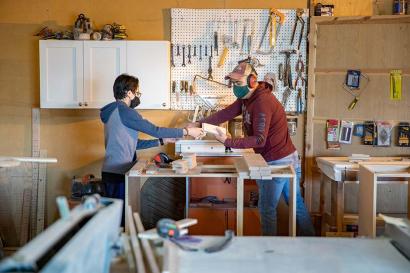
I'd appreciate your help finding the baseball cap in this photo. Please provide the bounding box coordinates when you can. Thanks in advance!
[225,62,258,81]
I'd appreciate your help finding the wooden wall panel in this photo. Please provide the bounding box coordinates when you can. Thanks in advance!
[314,75,410,120]
[305,16,410,213]
[316,24,410,69]
[312,0,373,16]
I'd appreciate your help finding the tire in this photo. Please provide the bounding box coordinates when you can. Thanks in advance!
[140,177,186,230]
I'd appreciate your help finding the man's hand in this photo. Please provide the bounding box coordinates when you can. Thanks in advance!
[186,122,200,128]
[186,127,206,139]
[215,127,228,143]
[163,138,177,144]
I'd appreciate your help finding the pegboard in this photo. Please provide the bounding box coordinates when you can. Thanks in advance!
[170,8,309,112]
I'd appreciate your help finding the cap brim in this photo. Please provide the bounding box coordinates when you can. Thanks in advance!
[224,72,243,80]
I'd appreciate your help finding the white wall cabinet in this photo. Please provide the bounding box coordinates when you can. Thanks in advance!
[40,40,170,109]
[127,41,170,109]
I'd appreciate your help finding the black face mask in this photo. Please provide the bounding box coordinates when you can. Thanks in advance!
[129,97,140,108]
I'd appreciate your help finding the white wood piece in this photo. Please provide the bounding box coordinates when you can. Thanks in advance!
[0,157,57,164]
[36,150,47,235]
[134,213,160,273]
[233,158,249,177]
[83,41,126,108]
[127,41,170,109]
[242,153,269,171]
[289,165,296,237]
[19,188,31,245]
[40,40,84,108]
[30,108,40,239]
[236,177,244,236]
[202,123,227,135]
[358,165,379,238]
[126,206,146,273]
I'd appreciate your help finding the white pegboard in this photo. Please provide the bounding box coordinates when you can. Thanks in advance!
[171,8,309,112]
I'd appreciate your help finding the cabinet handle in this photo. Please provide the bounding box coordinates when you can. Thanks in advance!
[78,102,82,106]
[84,102,88,107]
[162,103,166,107]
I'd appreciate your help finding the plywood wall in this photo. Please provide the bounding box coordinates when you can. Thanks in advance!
[311,0,373,16]
[0,0,308,226]
[305,16,410,212]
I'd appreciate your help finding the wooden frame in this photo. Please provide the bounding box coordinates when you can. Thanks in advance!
[125,158,297,236]
[317,156,408,234]
[358,162,410,238]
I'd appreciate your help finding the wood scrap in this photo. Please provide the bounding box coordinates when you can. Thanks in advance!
[242,153,271,179]
[181,153,197,169]
[171,159,189,174]
[202,123,227,135]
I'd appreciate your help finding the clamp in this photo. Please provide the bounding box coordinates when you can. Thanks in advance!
[290,9,305,50]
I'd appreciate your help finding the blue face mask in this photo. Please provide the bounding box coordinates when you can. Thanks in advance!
[233,85,250,99]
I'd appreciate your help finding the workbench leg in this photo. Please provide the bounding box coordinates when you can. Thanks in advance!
[319,173,326,236]
[331,181,344,233]
[125,175,141,234]
[236,177,244,236]
[358,166,377,238]
[289,168,296,237]
[185,177,190,218]
[407,178,410,220]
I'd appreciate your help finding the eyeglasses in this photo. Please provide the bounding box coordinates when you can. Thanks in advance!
[133,88,142,98]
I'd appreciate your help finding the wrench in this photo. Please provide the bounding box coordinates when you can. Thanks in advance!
[205,45,208,56]
[232,20,239,48]
[199,45,202,61]
[210,45,213,58]
[170,43,175,67]
[177,45,180,56]
[193,45,197,57]
[182,45,186,67]
[188,45,191,64]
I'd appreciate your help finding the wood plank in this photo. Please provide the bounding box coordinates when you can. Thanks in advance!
[126,206,146,273]
[134,212,160,273]
[312,0,373,17]
[289,166,296,237]
[358,165,378,237]
[236,177,244,236]
[305,15,319,211]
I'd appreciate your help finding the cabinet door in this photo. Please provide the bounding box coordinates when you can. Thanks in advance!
[40,40,84,108]
[127,41,170,109]
[83,41,126,108]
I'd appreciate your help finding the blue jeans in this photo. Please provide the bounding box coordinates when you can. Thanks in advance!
[256,154,315,236]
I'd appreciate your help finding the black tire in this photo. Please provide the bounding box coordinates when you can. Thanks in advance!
[140,177,186,230]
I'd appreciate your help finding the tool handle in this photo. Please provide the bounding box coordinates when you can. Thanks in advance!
[217,47,229,68]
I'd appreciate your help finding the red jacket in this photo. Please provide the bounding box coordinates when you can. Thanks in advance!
[200,82,296,162]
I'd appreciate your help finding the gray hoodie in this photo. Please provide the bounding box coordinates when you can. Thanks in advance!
[100,101,183,174]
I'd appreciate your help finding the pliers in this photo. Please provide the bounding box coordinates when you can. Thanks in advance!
[294,55,306,89]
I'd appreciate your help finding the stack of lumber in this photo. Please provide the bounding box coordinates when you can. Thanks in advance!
[181,153,197,169]
[242,153,272,179]
[171,159,189,174]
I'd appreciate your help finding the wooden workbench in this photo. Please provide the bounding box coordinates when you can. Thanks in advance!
[125,158,297,236]
[316,157,409,235]
[164,236,410,273]
[358,163,410,238]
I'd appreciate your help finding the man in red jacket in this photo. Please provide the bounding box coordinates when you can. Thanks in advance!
[194,61,314,236]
